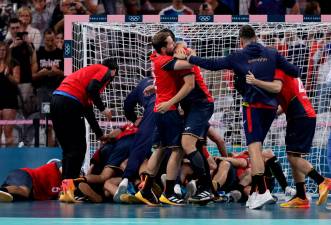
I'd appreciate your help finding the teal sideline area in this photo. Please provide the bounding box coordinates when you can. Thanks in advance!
[1,218,331,225]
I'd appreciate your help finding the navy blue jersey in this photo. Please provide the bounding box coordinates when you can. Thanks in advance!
[189,42,299,107]
[124,77,155,122]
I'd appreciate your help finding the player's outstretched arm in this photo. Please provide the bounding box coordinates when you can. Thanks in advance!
[156,74,195,113]
[188,54,232,71]
[246,71,283,93]
[84,107,103,139]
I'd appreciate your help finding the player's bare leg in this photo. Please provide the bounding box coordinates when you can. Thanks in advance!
[104,177,121,198]
[0,185,30,202]
[212,160,231,191]
[248,142,273,209]
[182,134,213,203]
[159,147,185,205]
[285,153,330,206]
[135,148,167,206]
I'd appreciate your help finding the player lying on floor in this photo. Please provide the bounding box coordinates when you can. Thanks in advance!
[213,149,295,203]
[63,122,140,203]
[0,160,62,202]
[180,149,295,204]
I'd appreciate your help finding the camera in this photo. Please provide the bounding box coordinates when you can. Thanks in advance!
[202,3,208,10]
[16,31,28,40]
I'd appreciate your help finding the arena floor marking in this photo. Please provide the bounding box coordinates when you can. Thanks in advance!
[1,218,331,225]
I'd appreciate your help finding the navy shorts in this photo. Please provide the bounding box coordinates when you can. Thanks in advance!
[183,102,214,139]
[155,111,183,149]
[285,117,316,155]
[102,135,135,169]
[242,106,276,145]
[2,169,33,190]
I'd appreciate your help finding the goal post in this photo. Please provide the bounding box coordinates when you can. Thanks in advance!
[66,15,331,193]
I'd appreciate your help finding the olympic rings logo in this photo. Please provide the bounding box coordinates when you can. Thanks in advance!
[198,16,212,22]
[64,42,71,56]
[127,16,141,22]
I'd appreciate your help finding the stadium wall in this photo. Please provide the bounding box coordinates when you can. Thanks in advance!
[0,148,62,182]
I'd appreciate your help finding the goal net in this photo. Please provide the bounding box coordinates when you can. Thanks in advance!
[72,22,331,194]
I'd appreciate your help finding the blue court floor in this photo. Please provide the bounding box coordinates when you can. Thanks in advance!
[1,200,330,225]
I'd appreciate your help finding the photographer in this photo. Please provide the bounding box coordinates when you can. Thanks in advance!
[50,0,90,34]
[7,18,38,140]
[33,28,64,146]
[199,2,214,15]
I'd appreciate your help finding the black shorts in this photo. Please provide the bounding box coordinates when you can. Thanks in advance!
[285,117,316,155]
[2,169,33,190]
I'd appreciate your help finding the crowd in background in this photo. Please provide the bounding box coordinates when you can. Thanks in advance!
[0,0,330,148]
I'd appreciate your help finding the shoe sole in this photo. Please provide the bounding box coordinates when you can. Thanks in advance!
[316,187,329,206]
[135,192,159,207]
[249,197,275,210]
[120,194,140,204]
[280,204,310,208]
[0,191,13,202]
[188,197,213,205]
[113,184,128,203]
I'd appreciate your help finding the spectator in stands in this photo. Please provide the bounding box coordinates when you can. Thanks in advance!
[206,0,236,15]
[83,0,100,15]
[239,0,251,15]
[199,2,214,15]
[13,7,42,50]
[33,28,64,146]
[8,18,38,120]
[0,41,20,147]
[125,0,141,15]
[315,0,331,14]
[101,0,125,14]
[0,4,13,41]
[159,0,193,16]
[5,18,20,47]
[50,0,90,36]
[304,0,321,15]
[31,0,56,46]
[55,31,63,50]
[140,0,155,14]
[249,0,300,14]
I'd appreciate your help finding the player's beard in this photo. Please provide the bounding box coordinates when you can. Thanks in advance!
[166,48,174,56]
